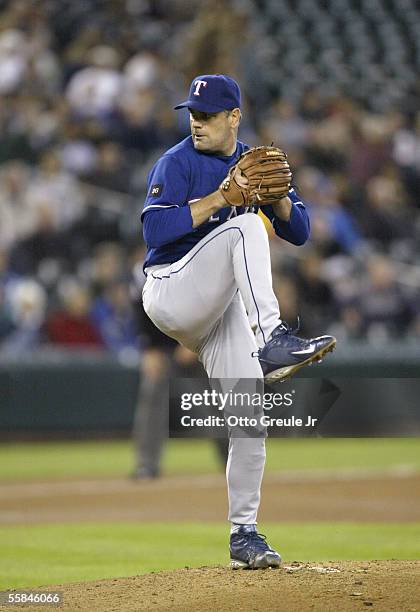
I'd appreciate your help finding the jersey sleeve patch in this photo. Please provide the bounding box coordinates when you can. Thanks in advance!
[149,184,163,197]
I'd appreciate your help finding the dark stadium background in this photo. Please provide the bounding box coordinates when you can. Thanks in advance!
[0,0,419,435]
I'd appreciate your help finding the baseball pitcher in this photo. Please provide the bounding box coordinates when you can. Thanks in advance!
[140,74,336,569]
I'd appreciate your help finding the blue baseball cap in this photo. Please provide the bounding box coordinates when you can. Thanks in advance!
[174,74,241,113]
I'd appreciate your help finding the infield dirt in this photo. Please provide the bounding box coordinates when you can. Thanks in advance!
[1,472,419,611]
[2,561,418,612]
[1,470,419,524]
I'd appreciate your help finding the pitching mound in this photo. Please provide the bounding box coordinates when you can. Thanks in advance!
[12,561,418,612]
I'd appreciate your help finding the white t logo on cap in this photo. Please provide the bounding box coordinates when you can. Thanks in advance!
[193,80,207,96]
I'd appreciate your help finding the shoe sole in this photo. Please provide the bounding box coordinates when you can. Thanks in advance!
[264,337,337,384]
[230,552,281,570]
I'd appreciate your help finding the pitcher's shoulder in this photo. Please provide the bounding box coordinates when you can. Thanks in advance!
[164,136,195,157]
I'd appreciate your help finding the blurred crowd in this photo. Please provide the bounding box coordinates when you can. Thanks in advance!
[0,0,419,360]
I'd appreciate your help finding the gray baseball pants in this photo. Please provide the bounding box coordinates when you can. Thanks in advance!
[142,213,280,523]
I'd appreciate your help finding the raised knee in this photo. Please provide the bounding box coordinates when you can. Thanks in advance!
[235,212,265,232]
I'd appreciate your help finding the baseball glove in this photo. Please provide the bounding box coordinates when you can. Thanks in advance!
[219,145,292,206]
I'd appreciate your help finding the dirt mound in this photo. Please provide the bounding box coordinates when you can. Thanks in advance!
[7,561,418,612]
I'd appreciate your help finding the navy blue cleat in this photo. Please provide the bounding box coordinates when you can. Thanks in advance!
[258,321,336,383]
[230,526,281,569]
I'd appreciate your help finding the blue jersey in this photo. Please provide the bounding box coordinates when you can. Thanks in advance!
[141,136,310,269]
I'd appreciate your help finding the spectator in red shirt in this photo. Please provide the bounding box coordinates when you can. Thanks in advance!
[46,279,102,348]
